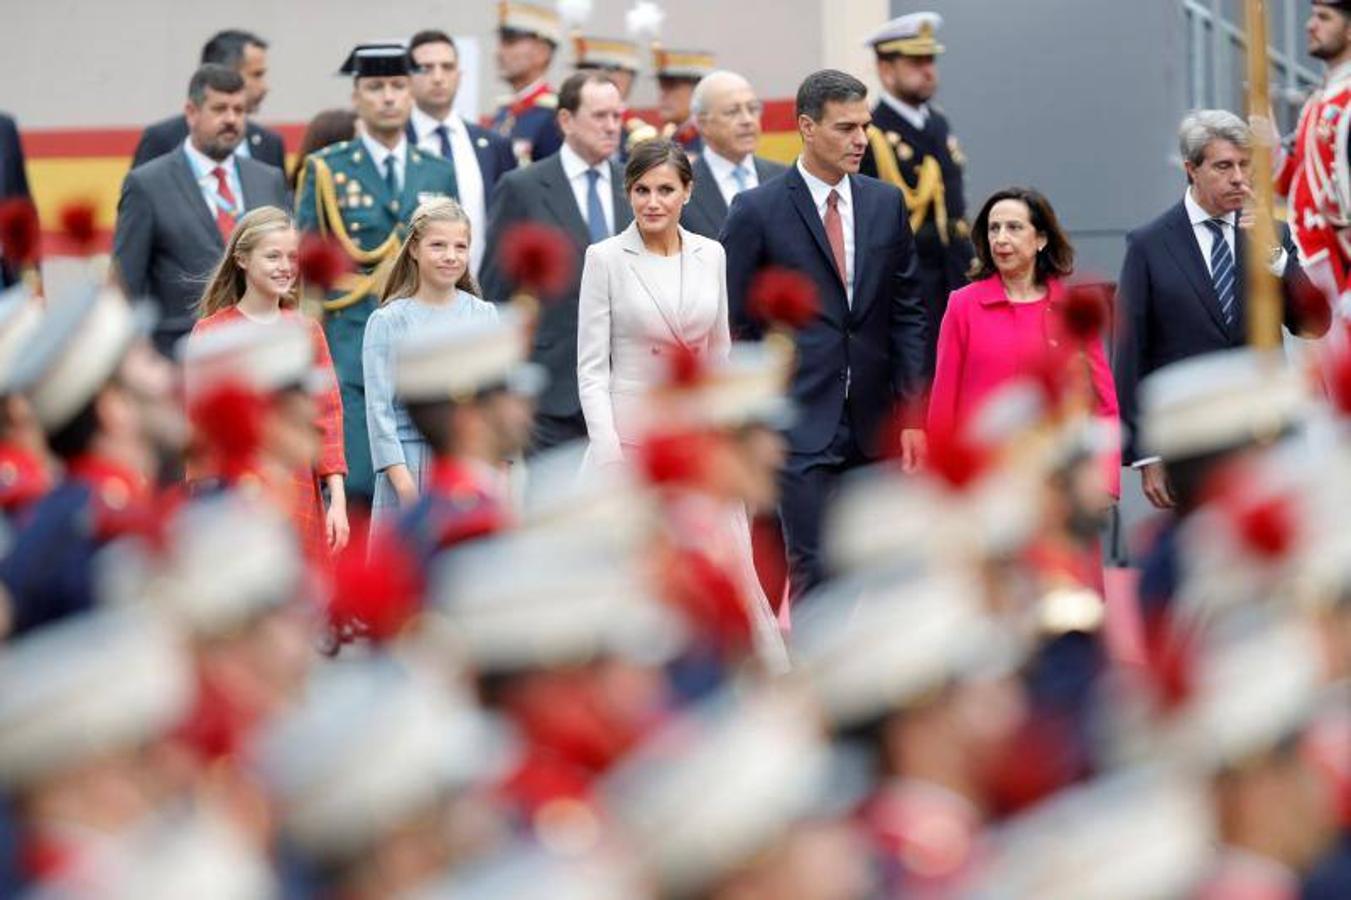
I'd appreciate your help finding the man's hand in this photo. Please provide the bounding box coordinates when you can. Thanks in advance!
[900,428,927,474]
[1140,460,1175,510]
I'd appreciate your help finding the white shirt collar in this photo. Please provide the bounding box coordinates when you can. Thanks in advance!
[796,157,851,209]
[411,106,460,141]
[359,132,407,172]
[1184,187,1235,228]
[560,141,609,182]
[879,92,929,131]
[182,136,235,178]
[703,146,753,182]
[1327,60,1351,89]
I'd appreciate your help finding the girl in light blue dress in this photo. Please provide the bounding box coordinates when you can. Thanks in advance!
[363,198,498,522]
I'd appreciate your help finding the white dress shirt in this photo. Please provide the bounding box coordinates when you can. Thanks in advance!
[360,132,407,193]
[879,91,930,131]
[702,146,759,209]
[560,142,614,237]
[796,157,855,306]
[182,137,243,223]
[1184,187,1288,276]
[410,106,487,275]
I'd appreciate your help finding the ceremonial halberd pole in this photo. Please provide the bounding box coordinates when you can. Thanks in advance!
[1245,0,1282,350]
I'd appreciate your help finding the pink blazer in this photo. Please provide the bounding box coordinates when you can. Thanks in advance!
[928,276,1121,497]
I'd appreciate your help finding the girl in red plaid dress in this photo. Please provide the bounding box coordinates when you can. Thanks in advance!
[189,206,349,556]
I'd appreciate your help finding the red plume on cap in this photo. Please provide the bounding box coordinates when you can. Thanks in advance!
[748,267,820,331]
[1203,460,1300,561]
[498,222,575,298]
[57,200,99,253]
[1058,281,1110,343]
[187,380,265,482]
[326,522,423,644]
[665,342,704,386]
[297,234,351,293]
[638,430,715,486]
[659,546,753,653]
[0,198,40,268]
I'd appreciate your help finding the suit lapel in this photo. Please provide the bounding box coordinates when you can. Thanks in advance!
[609,160,633,230]
[169,150,223,248]
[620,225,687,346]
[785,168,839,287]
[690,157,728,229]
[537,156,591,247]
[1162,202,1230,335]
[846,174,871,319]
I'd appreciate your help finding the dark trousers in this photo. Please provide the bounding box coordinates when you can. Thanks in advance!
[779,413,869,603]
[528,411,588,456]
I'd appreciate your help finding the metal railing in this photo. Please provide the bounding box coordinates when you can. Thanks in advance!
[1183,0,1321,130]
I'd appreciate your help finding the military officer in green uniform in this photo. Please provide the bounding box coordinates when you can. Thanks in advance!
[296,42,459,506]
[860,13,974,375]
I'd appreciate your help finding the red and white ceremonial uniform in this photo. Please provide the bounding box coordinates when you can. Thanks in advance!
[1277,62,1351,300]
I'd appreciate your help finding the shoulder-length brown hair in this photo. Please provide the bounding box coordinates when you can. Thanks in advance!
[196,205,299,318]
[968,187,1075,283]
[379,197,482,304]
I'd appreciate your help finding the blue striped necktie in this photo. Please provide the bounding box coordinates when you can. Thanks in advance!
[1203,218,1237,328]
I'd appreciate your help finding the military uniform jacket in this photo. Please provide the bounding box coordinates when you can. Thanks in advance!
[490,82,562,166]
[861,101,973,275]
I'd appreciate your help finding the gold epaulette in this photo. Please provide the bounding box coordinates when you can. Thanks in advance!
[865,125,950,244]
[306,155,403,312]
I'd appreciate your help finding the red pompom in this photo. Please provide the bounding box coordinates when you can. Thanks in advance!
[1327,343,1351,416]
[1059,281,1109,343]
[638,430,714,486]
[0,198,40,268]
[326,524,423,644]
[187,381,265,481]
[660,547,753,653]
[665,342,703,386]
[748,267,820,330]
[58,200,98,251]
[498,222,575,297]
[1234,492,1298,560]
[925,421,989,491]
[297,233,351,292]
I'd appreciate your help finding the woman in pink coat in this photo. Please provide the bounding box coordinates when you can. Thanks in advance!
[928,187,1120,499]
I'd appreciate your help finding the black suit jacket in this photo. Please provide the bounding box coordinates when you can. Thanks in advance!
[131,114,286,170]
[479,152,632,418]
[681,154,787,239]
[0,113,31,287]
[113,148,290,345]
[404,118,518,208]
[1113,199,1313,463]
[720,166,928,456]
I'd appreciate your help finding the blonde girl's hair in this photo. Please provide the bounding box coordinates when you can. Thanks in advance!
[379,197,482,304]
[196,206,300,318]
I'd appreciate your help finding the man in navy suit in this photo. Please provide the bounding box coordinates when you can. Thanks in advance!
[721,69,929,600]
[1114,109,1317,510]
[131,30,285,170]
[0,112,31,287]
[406,29,516,278]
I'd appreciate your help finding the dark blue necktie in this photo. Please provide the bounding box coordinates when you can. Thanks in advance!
[432,124,459,198]
[383,155,398,196]
[1203,218,1237,328]
[586,168,609,243]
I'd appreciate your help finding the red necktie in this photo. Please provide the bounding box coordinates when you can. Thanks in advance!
[825,189,847,287]
[212,166,237,241]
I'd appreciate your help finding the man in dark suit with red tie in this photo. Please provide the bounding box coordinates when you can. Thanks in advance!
[131,30,285,170]
[721,69,929,600]
[113,65,289,353]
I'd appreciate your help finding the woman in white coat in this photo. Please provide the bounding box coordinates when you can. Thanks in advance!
[577,139,788,671]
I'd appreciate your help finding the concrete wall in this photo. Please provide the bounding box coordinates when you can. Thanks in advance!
[907,0,1192,280]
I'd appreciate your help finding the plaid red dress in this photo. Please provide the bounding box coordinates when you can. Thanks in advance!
[188,306,346,557]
